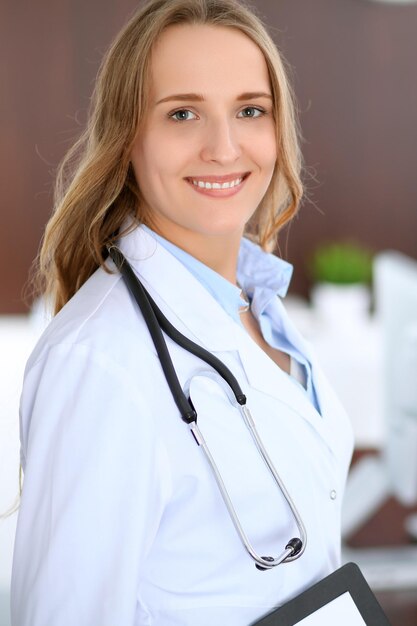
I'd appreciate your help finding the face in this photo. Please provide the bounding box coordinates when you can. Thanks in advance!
[130,24,277,250]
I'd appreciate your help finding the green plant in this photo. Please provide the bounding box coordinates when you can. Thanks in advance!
[310,242,373,285]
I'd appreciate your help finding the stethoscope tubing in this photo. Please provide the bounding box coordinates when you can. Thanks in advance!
[107,244,307,569]
[108,245,246,419]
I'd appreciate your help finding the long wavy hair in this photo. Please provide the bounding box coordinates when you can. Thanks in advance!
[39,0,303,315]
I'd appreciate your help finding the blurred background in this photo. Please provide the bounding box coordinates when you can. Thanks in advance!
[1,0,417,624]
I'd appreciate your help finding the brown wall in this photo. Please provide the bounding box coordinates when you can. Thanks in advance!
[1,0,417,312]
[260,0,417,293]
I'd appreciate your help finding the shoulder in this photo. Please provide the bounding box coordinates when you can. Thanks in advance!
[19,264,167,470]
[26,264,156,378]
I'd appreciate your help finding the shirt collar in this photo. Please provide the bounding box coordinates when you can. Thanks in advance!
[237,237,293,319]
[142,225,293,322]
[237,237,293,298]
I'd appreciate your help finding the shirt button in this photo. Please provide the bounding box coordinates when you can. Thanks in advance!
[330,490,337,500]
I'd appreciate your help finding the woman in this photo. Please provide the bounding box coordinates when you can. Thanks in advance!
[11,1,353,624]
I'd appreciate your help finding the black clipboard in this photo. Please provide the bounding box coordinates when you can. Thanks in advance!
[250,562,392,625]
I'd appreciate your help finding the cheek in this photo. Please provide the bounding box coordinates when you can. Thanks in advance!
[130,143,163,196]
[130,137,188,213]
[246,123,277,173]
[262,127,278,168]
[133,132,192,185]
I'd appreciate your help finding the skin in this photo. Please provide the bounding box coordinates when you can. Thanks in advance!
[131,24,290,373]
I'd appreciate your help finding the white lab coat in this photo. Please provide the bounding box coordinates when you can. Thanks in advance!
[11,225,354,626]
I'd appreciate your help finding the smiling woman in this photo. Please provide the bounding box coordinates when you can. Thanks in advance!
[11,2,353,625]
[131,24,278,277]
[35,0,303,315]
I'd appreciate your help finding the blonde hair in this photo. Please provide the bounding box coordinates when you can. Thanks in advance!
[39,0,303,314]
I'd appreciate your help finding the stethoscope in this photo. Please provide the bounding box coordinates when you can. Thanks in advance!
[108,245,307,570]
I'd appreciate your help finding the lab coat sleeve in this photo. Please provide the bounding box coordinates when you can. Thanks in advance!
[11,342,172,626]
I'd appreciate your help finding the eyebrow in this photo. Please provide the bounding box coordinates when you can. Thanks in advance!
[155,91,273,105]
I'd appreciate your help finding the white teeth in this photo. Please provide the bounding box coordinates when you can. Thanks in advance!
[191,177,243,190]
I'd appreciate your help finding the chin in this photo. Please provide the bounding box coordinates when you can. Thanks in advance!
[188,217,245,237]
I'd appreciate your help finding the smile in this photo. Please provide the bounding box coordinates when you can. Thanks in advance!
[185,172,250,197]
[191,177,242,189]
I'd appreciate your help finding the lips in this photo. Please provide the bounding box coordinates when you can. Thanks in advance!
[186,172,249,183]
[191,177,242,190]
[185,172,250,192]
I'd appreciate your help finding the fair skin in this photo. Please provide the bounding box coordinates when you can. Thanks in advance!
[131,24,290,374]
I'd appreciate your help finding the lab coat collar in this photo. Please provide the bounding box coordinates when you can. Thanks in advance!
[117,223,241,351]
[117,224,294,355]
[142,224,249,323]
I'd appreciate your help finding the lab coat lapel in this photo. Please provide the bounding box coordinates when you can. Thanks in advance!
[234,293,320,421]
[236,325,321,423]
[236,330,352,461]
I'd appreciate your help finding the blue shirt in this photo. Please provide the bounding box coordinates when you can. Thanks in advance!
[142,225,320,413]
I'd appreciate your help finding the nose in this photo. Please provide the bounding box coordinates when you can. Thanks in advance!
[199,117,241,164]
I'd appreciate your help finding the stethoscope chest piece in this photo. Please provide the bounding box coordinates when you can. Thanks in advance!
[184,369,306,570]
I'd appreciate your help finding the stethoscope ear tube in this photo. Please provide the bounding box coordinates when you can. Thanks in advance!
[108,245,197,423]
[108,245,307,569]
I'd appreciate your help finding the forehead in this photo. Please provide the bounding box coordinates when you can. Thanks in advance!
[149,24,271,98]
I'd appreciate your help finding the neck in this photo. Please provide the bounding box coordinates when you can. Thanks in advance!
[146,221,242,285]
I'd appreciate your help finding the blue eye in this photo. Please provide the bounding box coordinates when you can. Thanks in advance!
[238,107,265,118]
[169,109,197,122]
